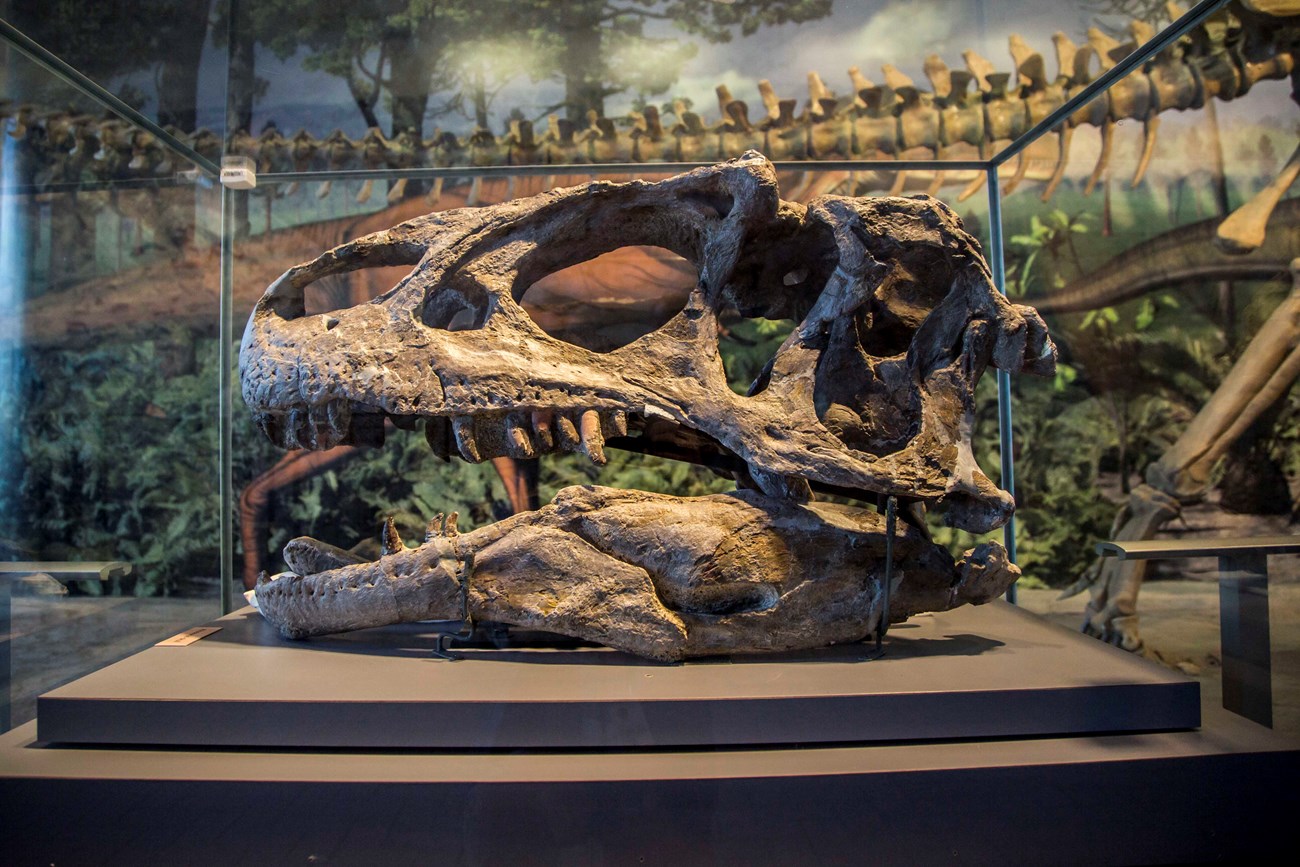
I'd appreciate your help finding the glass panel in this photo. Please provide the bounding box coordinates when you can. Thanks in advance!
[1004,54,1298,733]
[0,45,224,732]
[932,177,1008,579]
[2,2,228,138]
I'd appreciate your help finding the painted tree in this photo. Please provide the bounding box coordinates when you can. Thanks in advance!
[528,0,831,122]
[240,0,511,138]
[237,0,832,136]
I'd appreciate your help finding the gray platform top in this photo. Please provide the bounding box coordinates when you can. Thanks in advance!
[0,561,130,580]
[1096,536,1300,560]
[36,601,1200,750]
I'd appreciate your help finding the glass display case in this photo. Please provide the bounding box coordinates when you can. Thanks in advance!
[0,26,225,732]
[1,1,1297,861]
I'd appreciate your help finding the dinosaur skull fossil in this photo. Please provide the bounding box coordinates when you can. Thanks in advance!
[240,152,1056,660]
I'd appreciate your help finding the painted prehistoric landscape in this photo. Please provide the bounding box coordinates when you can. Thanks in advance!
[1,0,1297,714]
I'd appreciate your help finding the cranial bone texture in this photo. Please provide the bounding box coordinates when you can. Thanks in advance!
[240,153,1057,661]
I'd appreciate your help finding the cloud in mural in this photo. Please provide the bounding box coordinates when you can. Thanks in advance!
[844,0,961,69]
[662,68,761,112]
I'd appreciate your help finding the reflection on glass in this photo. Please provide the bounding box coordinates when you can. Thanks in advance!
[1000,44,1297,731]
[0,44,223,732]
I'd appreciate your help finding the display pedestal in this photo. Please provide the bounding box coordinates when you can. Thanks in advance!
[3,602,1295,864]
[37,601,1199,748]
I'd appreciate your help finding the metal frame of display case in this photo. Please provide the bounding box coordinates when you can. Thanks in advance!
[0,0,1235,612]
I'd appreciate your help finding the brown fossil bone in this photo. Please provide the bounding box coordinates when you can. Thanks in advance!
[240,154,1056,658]
[255,486,1018,661]
[1216,143,1300,254]
[241,152,1051,529]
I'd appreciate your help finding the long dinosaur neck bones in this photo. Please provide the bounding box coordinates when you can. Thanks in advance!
[6,5,1295,192]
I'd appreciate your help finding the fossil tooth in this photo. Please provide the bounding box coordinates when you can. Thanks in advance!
[444,511,459,537]
[289,409,313,450]
[531,410,555,452]
[255,413,283,446]
[390,413,419,431]
[452,416,484,462]
[554,414,581,451]
[327,400,351,439]
[425,513,445,543]
[381,517,404,556]
[601,409,628,439]
[505,415,536,458]
[424,416,452,462]
[579,409,607,465]
[310,405,338,449]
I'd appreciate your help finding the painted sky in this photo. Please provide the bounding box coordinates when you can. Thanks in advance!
[212,0,1112,136]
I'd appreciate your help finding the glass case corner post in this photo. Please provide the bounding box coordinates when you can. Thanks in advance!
[985,164,1018,604]
[0,117,23,731]
[220,184,235,615]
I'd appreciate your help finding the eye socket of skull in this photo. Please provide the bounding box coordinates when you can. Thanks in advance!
[518,246,700,353]
[810,199,980,458]
[725,208,836,321]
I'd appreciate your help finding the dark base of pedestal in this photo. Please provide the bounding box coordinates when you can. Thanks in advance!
[4,602,1294,864]
[1,707,1296,866]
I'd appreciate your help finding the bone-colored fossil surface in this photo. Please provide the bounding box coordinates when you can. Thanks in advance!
[240,153,1056,659]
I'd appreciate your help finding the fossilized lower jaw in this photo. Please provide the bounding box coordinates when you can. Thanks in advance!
[255,532,468,639]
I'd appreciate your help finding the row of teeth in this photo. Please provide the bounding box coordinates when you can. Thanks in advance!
[260,569,386,597]
[253,403,631,465]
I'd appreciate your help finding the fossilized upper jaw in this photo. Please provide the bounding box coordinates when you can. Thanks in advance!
[239,153,1055,533]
